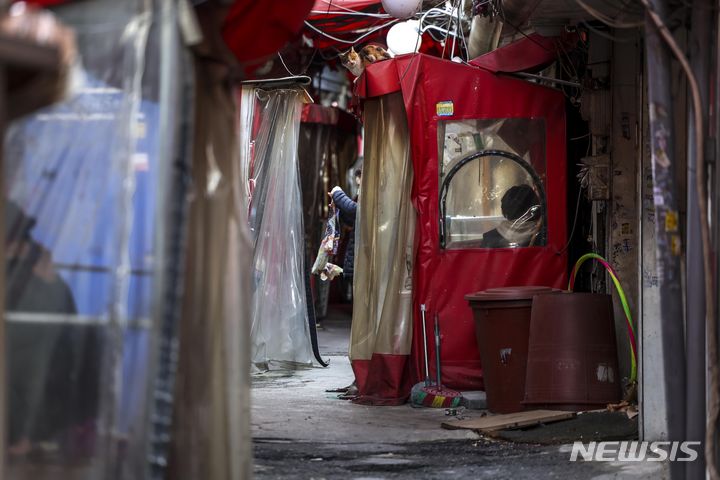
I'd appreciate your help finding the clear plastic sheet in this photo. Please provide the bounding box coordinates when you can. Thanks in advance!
[438,119,546,248]
[2,1,175,478]
[350,93,415,396]
[242,88,314,370]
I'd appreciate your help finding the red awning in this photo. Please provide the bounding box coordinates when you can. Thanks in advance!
[223,0,315,63]
[305,0,392,52]
[470,32,579,73]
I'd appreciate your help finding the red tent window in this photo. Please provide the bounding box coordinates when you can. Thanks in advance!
[438,118,547,249]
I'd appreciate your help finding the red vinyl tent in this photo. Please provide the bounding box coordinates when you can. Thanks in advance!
[353,50,568,401]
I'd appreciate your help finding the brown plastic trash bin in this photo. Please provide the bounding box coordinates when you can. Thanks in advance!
[523,292,621,410]
[465,286,558,414]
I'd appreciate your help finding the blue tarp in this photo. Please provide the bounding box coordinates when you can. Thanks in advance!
[5,76,160,436]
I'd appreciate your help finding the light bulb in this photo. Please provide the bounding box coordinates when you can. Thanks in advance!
[381,0,422,20]
[386,20,422,56]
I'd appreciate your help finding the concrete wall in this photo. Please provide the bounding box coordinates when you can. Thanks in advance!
[609,34,641,389]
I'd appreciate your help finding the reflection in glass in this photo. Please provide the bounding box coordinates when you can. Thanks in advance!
[438,119,547,249]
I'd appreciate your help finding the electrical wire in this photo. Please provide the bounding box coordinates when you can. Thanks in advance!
[451,0,461,59]
[574,0,644,28]
[495,2,553,53]
[304,19,399,45]
[277,49,318,77]
[459,5,472,61]
[580,21,638,44]
[637,1,718,477]
[555,184,585,256]
[568,253,638,382]
[398,14,425,84]
[440,3,455,59]
[314,0,388,16]
[309,10,392,18]
[594,0,645,15]
[277,51,297,76]
[423,24,463,39]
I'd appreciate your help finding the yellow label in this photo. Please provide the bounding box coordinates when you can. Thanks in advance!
[670,234,682,256]
[665,210,678,232]
[436,101,454,117]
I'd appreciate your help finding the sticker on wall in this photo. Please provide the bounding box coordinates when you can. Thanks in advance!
[436,101,454,117]
[664,210,678,232]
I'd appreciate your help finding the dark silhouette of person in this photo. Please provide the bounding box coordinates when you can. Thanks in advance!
[481,184,542,248]
[4,200,97,458]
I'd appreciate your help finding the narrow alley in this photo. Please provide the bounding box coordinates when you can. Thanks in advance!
[251,309,663,480]
[0,0,718,479]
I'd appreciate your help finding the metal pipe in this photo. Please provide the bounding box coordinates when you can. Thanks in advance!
[643,2,687,479]
[146,0,193,477]
[714,2,720,472]
[716,0,720,463]
[421,304,430,384]
[686,1,710,477]
[467,15,502,59]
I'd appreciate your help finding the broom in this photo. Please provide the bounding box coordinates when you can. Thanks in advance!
[410,311,463,408]
[410,304,434,404]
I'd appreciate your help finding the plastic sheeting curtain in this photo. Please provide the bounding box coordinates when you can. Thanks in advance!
[350,92,415,404]
[240,88,314,370]
[2,1,181,478]
[167,63,252,480]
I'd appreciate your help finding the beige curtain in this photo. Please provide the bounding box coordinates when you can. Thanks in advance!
[169,61,252,480]
[350,92,415,362]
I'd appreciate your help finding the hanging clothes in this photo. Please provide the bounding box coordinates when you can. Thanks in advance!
[311,204,343,281]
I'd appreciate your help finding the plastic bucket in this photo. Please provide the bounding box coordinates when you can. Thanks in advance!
[523,292,621,410]
[465,286,558,414]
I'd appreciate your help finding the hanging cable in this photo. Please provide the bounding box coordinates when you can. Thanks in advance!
[450,0,461,59]
[574,0,643,28]
[309,10,392,18]
[637,1,718,478]
[313,0,388,16]
[495,2,553,52]
[555,185,586,256]
[276,49,318,77]
[580,21,638,44]
[460,7,472,61]
[304,19,399,45]
[277,51,297,76]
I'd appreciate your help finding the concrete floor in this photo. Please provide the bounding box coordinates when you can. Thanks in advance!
[252,308,668,479]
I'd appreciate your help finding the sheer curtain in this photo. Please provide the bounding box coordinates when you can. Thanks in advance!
[241,88,314,370]
[350,92,416,403]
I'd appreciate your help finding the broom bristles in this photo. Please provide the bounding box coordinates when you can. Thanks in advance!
[410,383,463,408]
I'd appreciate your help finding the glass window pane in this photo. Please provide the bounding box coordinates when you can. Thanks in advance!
[439,119,547,249]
